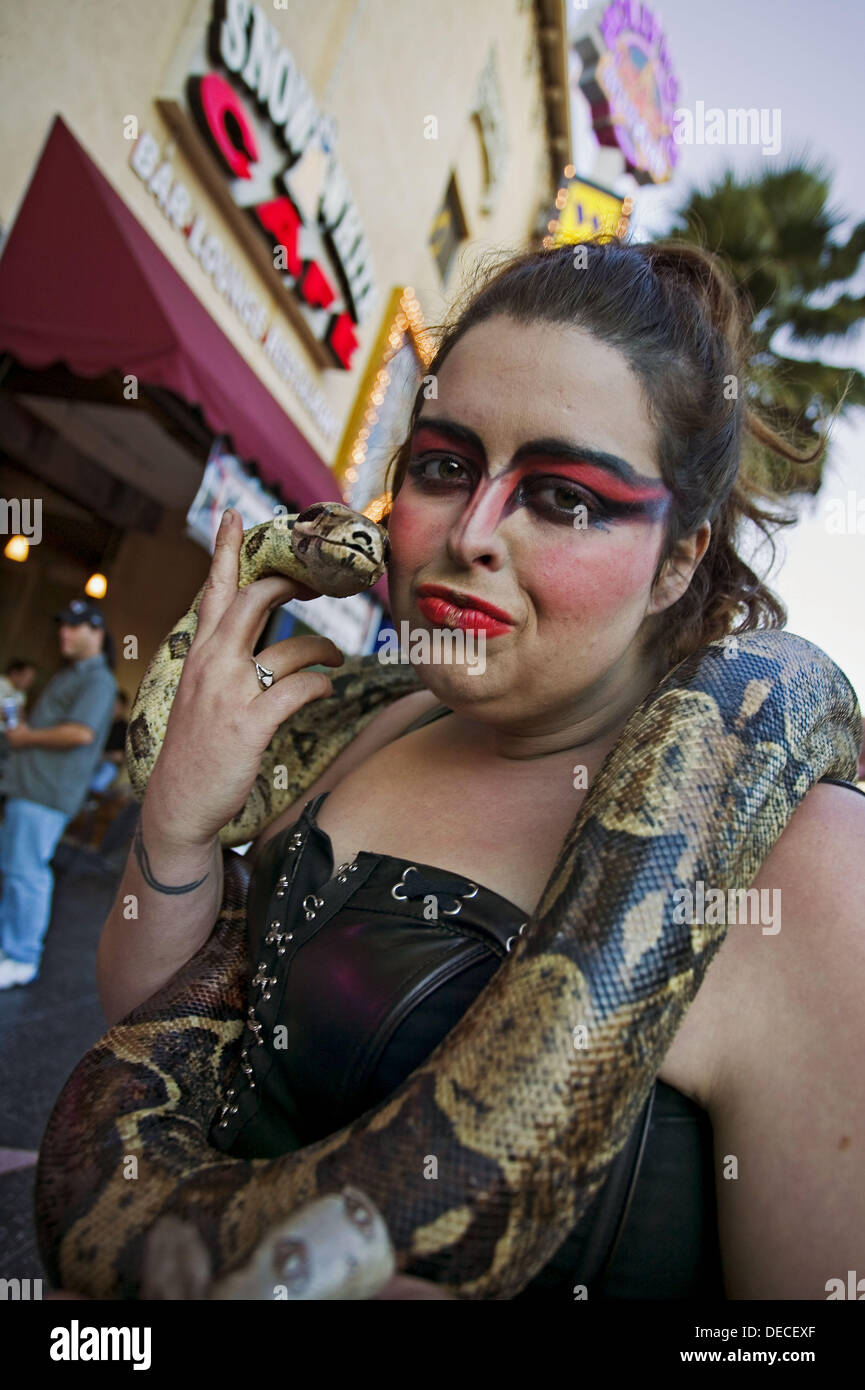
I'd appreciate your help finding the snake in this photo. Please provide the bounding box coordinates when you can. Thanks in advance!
[34,502,862,1299]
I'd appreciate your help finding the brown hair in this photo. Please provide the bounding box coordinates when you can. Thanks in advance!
[381,237,825,671]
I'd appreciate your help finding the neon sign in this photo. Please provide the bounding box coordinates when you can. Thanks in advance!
[577,0,679,185]
[175,0,378,369]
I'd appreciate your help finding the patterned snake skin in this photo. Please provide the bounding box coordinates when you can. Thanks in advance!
[34,505,862,1299]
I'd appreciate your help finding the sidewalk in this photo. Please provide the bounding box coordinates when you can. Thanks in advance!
[0,841,121,1283]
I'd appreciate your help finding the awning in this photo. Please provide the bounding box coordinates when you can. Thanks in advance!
[0,114,342,509]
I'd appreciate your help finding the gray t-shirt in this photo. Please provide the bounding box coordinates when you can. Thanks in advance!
[2,653,117,817]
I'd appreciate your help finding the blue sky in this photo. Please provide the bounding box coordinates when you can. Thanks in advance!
[569,0,865,703]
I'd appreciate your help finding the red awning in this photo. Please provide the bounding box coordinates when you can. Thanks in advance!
[0,114,342,508]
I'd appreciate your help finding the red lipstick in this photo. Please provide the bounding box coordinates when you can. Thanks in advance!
[416,584,514,636]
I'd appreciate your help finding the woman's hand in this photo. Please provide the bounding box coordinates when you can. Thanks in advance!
[142,508,345,849]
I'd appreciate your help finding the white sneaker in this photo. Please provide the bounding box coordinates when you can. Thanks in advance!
[0,958,38,988]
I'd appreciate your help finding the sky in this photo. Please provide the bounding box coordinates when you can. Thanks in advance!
[568,0,865,703]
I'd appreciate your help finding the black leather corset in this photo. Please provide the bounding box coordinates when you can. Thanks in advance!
[210,790,529,1156]
[208,787,723,1298]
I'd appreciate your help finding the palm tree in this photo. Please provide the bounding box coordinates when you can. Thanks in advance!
[666,162,865,493]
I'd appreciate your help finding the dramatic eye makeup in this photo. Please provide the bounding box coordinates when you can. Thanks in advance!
[407,419,670,527]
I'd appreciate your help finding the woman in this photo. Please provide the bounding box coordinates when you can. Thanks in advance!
[97,239,865,1300]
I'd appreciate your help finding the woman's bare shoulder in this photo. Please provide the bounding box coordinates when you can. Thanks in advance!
[700,780,865,1297]
[249,686,442,859]
[662,779,865,1108]
[691,780,865,1095]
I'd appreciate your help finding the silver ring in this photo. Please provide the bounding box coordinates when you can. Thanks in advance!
[253,659,275,690]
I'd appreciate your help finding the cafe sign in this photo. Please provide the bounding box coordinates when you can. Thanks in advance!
[575,0,679,185]
[156,0,378,370]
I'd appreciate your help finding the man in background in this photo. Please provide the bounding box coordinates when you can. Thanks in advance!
[0,599,116,988]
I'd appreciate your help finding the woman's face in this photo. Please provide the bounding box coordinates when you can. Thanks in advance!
[385,315,675,727]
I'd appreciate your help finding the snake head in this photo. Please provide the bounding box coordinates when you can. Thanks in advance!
[290,502,388,595]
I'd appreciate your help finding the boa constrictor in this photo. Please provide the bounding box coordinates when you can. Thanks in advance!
[35,503,861,1299]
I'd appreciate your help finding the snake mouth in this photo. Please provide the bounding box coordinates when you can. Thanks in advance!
[290,503,388,581]
[294,534,380,563]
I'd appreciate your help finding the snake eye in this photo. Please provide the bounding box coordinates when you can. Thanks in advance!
[295,503,327,525]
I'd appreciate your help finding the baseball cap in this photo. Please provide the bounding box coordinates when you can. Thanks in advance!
[54,598,107,628]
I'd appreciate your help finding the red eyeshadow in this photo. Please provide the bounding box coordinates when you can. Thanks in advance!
[409,427,667,505]
[514,459,668,505]
[411,426,482,459]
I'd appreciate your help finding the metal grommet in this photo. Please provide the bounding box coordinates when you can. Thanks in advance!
[505,924,529,952]
[391,865,418,900]
[440,882,478,916]
[302,893,324,911]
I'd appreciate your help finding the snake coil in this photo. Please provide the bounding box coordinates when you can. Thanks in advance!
[35,507,862,1298]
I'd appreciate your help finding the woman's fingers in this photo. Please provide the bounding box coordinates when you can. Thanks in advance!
[195,509,243,646]
[219,573,328,653]
[253,634,344,683]
[195,510,325,654]
[245,636,344,724]
[257,667,336,725]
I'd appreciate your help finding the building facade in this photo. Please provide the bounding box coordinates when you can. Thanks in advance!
[0,0,570,698]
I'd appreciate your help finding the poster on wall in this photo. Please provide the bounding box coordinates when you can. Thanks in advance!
[186,439,278,548]
[186,440,382,655]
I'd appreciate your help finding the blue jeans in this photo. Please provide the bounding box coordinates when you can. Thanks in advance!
[0,797,69,968]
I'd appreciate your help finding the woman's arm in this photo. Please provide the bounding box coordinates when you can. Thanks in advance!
[97,804,224,1027]
[706,782,865,1298]
[96,508,343,1026]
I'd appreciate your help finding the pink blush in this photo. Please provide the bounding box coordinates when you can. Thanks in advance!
[529,530,660,620]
